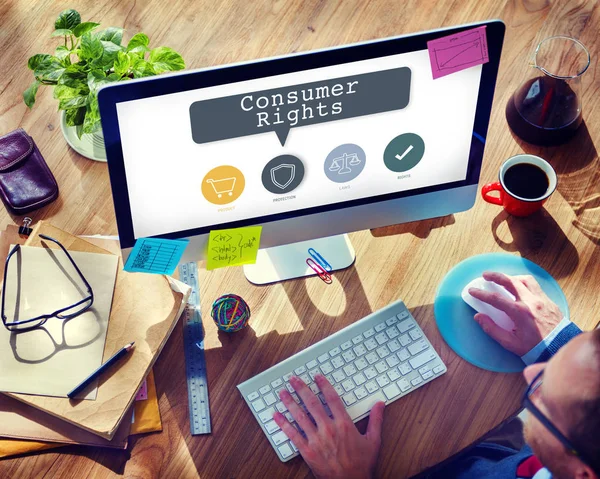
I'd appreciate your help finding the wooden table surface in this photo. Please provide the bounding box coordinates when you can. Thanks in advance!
[1,0,600,477]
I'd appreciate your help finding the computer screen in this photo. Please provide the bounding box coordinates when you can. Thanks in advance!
[100,21,504,250]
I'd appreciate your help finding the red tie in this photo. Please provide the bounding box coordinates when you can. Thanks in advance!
[517,455,544,478]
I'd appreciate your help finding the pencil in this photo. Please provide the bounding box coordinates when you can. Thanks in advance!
[68,342,135,399]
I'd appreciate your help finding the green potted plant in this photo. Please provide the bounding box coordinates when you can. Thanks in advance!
[23,9,185,162]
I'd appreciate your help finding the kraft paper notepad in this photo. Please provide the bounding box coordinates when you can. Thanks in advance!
[0,245,118,399]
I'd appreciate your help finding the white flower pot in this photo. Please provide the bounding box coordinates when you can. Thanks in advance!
[60,111,107,162]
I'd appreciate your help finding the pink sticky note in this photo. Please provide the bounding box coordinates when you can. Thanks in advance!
[427,26,489,79]
[135,380,148,401]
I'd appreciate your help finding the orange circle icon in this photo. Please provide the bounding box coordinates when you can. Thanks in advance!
[201,165,245,205]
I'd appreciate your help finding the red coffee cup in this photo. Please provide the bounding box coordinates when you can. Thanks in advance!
[481,154,557,217]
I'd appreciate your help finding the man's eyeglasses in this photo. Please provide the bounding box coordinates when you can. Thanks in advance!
[522,369,593,469]
[1,234,94,332]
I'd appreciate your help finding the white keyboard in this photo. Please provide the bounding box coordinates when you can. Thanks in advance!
[237,299,447,462]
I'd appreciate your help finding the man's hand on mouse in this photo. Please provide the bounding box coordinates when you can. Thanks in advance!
[468,272,563,356]
[272,374,385,479]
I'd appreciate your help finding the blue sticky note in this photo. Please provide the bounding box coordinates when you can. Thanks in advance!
[124,238,189,275]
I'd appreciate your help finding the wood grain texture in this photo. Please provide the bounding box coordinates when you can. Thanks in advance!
[1,0,599,477]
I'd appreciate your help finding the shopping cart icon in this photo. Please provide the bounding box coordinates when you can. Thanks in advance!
[206,177,237,198]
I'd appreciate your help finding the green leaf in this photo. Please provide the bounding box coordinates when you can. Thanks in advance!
[127,33,149,51]
[55,9,81,30]
[72,22,100,38]
[87,70,108,94]
[95,40,122,68]
[97,27,123,45]
[27,53,52,70]
[113,50,130,77]
[51,29,73,37]
[148,46,185,73]
[82,94,101,135]
[23,80,41,108]
[80,33,103,60]
[58,95,88,110]
[65,106,86,126]
[131,59,156,78]
[107,73,121,81]
[34,56,65,82]
[55,45,71,61]
[53,83,87,100]
[58,66,88,89]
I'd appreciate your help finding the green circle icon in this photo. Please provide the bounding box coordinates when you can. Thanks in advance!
[383,133,425,173]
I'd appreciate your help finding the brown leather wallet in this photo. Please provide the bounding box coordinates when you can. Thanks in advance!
[0,128,59,215]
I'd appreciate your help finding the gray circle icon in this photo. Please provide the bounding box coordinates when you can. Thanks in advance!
[383,133,425,173]
[262,154,305,194]
[324,144,366,183]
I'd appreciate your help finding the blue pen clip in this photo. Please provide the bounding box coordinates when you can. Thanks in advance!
[308,248,332,272]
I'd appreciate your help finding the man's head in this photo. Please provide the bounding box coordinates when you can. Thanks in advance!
[523,330,600,479]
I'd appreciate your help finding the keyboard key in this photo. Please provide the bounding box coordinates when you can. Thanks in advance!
[309,383,320,394]
[355,358,368,370]
[365,338,378,351]
[342,350,356,362]
[376,375,390,387]
[352,335,364,345]
[365,381,379,394]
[318,354,329,364]
[375,361,389,374]
[300,373,311,385]
[386,327,400,339]
[278,443,294,459]
[331,356,345,369]
[346,390,386,419]
[271,378,284,389]
[265,420,281,434]
[334,384,344,396]
[388,339,401,352]
[252,398,266,412]
[355,385,368,400]
[294,365,307,375]
[398,378,411,392]
[408,339,429,356]
[422,370,434,380]
[259,407,276,423]
[342,379,355,392]
[248,391,260,401]
[364,366,378,379]
[386,355,400,368]
[326,374,335,385]
[264,393,277,406]
[276,402,287,413]
[329,347,341,357]
[376,345,391,359]
[353,344,367,356]
[397,319,415,333]
[283,372,293,381]
[386,316,399,326]
[375,333,388,345]
[286,383,295,393]
[306,359,318,370]
[399,334,411,346]
[332,370,346,383]
[275,386,286,397]
[399,363,412,375]
[259,385,271,395]
[363,328,376,339]
[272,430,289,446]
[291,393,301,404]
[309,368,320,381]
[387,368,401,382]
[397,348,410,361]
[433,365,445,374]
[284,412,293,422]
[320,361,334,375]
[419,365,431,374]
[341,341,353,351]
[410,329,423,340]
[343,392,357,406]
[290,441,298,453]
[383,383,401,400]
[375,322,386,332]
[366,352,378,364]
[411,377,424,387]
[409,349,437,369]
[353,372,367,386]
[343,364,357,376]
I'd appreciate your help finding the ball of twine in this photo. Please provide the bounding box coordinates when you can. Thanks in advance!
[211,294,251,333]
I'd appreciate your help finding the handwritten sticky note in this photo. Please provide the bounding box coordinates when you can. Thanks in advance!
[427,26,489,79]
[135,380,148,401]
[207,226,262,270]
[124,237,189,275]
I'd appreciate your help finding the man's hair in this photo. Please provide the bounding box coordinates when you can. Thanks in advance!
[568,329,600,474]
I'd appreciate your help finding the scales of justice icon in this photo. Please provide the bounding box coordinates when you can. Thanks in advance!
[328,152,361,174]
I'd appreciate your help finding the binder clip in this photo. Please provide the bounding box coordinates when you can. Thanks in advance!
[18,217,33,237]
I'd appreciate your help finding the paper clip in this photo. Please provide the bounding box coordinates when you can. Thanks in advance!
[306,258,332,284]
[308,248,332,272]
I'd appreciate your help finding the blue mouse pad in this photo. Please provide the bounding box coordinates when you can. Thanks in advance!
[434,253,569,373]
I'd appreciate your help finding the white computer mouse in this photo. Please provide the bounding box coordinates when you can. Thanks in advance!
[461,277,516,330]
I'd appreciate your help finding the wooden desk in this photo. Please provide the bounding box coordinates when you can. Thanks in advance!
[1,0,599,477]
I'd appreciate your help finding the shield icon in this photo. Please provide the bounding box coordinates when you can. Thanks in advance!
[270,164,296,190]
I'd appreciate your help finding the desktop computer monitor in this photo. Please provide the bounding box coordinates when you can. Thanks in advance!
[99,20,505,283]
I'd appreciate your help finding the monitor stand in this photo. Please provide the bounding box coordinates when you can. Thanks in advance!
[243,234,356,285]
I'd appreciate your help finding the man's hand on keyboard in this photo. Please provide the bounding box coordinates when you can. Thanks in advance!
[468,272,563,356]
[273,374,385,479]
